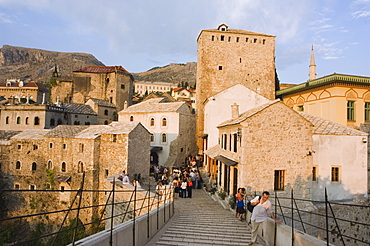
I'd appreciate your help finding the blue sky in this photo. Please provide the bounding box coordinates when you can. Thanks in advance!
[0,0,369,84]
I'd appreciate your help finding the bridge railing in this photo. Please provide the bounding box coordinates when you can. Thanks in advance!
[0,173,175,246]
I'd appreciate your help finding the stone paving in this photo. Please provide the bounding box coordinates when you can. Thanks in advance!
[145,189,266,246]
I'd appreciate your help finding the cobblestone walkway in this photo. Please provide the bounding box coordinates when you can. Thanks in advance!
[145,189,266,246]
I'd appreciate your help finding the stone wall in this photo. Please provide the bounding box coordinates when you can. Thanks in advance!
[239,102,313,200]
[195,27,276,149]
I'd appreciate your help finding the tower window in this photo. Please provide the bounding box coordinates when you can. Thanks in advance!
[5,116,9,124]
[130,116,134,121]
[104,109,109,116]
[162,118,167,127]
[16,161,21,170]
[228,36,231,42]
[34,117,40,125]
[17,117,21,124]
[150,118,155,126]
[211,35,214,41]
[236,37,239,42]
[121,84,125,90]
[61,162,66,172]
[254,38,257,43]
[221,35,224,41]
[218,66,223,70]
[262,39,266,44]
[246,37,249,42]
[31,162,37,171]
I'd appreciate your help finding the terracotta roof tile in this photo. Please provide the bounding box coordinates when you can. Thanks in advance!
[74,65,131,74]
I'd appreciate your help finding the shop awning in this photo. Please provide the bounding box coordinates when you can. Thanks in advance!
[214,155,238,166]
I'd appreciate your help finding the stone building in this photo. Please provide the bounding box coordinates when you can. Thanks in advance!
[72,66,133,111]
[0,121,150,224]
[206,100,367,201]
[195,24,277,150]
[118,98,196,168]
[0,79,49,104]
[85,98,117,125]
[0,103,98,130]
[134,81,177,96]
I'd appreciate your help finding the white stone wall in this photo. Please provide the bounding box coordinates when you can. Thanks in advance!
[204,84,270,149]
[312,134,368,201]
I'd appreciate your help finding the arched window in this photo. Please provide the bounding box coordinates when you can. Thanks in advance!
[130,116,134,121]
[47,160,53,169]
[17,117,21,124]
[31,162,37,171]
[104,109,109,116]
[150,134,154,142]
[78,162,84,173]
[34,117,40,125]
[162,118,167,127]
[25,117,29,125]
[5,116,9,124]
[150,118,155,126]
[162,133,167,143]
[50,118,55,126]
[61,162,66,172]
[16,161,21,169]
[104,120,109,125]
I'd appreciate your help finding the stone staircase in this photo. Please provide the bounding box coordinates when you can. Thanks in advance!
[147,189,258,246]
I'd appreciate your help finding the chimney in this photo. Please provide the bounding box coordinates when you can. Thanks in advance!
[231,103,239,119]
[124,101,128,110]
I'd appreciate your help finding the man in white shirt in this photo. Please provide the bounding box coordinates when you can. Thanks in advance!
[248,191,281,245]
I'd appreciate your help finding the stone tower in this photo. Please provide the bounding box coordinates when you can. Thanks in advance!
[72,66,133,111]
[195,24,276,150]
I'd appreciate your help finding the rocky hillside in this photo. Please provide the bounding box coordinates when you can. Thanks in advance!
[133,62,197,87]
[0,45,197,86]
[0,45,104,83]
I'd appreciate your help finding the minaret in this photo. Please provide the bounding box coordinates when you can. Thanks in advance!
[308,45,317,81]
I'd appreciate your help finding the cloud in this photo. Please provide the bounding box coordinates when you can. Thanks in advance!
[352,10,370,18]
[0,12,14,24]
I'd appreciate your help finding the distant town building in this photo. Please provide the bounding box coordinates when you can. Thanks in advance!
[172,87,196,109]
[134,81,177,96]
[0,103,98,131]
[118,98,196,167]
[72,66,133,111]
[0,79,49,104]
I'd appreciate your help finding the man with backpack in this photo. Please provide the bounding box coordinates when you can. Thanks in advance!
[248,191,281,245]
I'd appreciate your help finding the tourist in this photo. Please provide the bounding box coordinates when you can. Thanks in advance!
[180,178,187,198]
[235,188,248,221]
[248,191,281,245]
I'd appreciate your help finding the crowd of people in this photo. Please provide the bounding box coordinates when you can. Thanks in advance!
[152,155,203,199]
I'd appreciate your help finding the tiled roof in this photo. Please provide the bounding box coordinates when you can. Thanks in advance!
[299,112,368,136]
[62,103,97,115]
[218,100,280,127]
[74,66,131,74]
[0,130,22,140]
[276,73,370,96]
[88,98,116,108]
[120,98,184,113]
[11,129,51,140]
[74,122,143,139]
[0,81,49,92]
[46,125,90,138]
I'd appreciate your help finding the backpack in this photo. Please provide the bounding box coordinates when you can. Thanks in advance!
[246,196,261,213]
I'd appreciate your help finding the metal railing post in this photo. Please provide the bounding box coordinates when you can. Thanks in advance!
[325,188,329,246]
[147,181,150,238]
[72,172,85,246]
[133,184,137,246]
[109,177,116,246]
[291,189,294,246]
